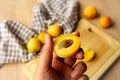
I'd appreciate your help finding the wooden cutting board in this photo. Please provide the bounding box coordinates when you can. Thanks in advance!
[24,19,120,80]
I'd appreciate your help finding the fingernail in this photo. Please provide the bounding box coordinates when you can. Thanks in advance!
[76,48,84,59]
[80,75,89,80]
[45,34,49,43]
[45,34,52,44]
[71,70,82,79]
[78,53,84,59]
[79,48,84,59]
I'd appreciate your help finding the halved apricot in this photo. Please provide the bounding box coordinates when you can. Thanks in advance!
[82,47,95,62]
[54,34,80,58]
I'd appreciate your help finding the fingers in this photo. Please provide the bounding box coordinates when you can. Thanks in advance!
[72,32,83,59]
[64,48,84,67]
[71,61,87,79]
[72,31,80,36]
[72,32,84,59]
[75,48,84,59]
[79,75,89,80]
[63,32,82,67]
[64,57,76,67]
[38,34,53,72]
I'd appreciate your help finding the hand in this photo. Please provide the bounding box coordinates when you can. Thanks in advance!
[33,32,89,80]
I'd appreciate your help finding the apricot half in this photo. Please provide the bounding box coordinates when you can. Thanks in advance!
[54,34,80,58]
[82,47,95,62]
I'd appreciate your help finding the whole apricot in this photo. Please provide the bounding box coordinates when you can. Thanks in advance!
[83,6,97,19]
[54,34,80,58]
[37,32,45,44]
[99,16,112,28]
[47,24,62,37]
[27,38,41,54]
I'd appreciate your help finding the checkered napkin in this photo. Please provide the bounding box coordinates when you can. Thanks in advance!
[0,0,79,67]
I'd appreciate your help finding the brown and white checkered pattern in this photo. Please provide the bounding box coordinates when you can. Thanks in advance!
[0,0,79,67]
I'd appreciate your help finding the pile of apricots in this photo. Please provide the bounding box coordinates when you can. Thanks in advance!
[27,6,113,62]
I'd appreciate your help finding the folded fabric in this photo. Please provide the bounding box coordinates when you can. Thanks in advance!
[0,0,79,67]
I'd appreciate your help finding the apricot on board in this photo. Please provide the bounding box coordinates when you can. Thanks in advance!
[37,32,45,44]
[47,24,62,37]
[27,38,41,54]
[54,34,80,58]
[82,47,95,62]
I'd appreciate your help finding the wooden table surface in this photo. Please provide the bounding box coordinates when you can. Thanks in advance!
[0,0,120,80]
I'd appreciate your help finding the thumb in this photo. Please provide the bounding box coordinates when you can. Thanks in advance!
[39,34,53,72]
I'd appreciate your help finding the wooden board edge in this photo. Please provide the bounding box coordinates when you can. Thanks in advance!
[91,48,120,80]
[77,19,120,47]
[23,62,33,80]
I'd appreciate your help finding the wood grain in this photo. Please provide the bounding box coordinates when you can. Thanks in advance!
[0,0,120,80]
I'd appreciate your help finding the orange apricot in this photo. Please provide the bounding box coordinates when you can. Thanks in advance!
[99,16,112,28]
[83,6,97,19]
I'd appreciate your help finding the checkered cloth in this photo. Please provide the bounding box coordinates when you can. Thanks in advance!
[0,0,79,67]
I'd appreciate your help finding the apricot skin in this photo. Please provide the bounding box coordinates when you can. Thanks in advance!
[83,6,97,19]
[99,16,112,28]
[47,24,62,37]
[27,38,41,54]
[37,32,45,44]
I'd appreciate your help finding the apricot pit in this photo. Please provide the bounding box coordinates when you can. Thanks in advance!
[54,34,80,58]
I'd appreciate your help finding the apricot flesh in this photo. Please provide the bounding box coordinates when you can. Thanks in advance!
[54,34,80,58]
[82,47,95,62]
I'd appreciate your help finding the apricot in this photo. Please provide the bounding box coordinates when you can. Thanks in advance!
[37,32,45,44]
[47,24,62,37]
[54,34,80,58]
[83,6,97,19]
[82,47,95,62]
[99,16,112,28]
[27,38,41,54]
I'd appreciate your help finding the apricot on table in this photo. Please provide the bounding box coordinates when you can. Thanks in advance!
[83,6,97,19]
[37,32,45,44]
[82,47,95,62]
[27,38,41,54]
[99,16,112,28]
[47,24,62,37]
[54,34,80,58]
